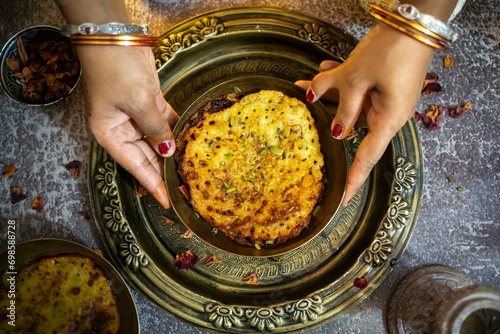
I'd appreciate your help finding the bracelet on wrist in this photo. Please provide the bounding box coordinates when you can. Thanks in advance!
[398,4,458,42]
[368,3,457,52]
[61,22,149,37]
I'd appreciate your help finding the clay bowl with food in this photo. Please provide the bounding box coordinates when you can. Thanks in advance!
[0,25,81,106]
[165,76,347,257]
[0,238,139,333]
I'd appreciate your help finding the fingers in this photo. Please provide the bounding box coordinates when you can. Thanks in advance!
[341,130,392,206]
[106,139,171,209]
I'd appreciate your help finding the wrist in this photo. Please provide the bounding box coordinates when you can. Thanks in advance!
[55,0,132,24]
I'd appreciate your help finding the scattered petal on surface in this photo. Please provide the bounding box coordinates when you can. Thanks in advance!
[203,255,221,266]
[174,250,199,270]
[177,184,190,201]
[31,195,43,212]
[10,187,27,204]
[79,211,90,220]
[422,105,445,130]
[449,101,473,118]
[162,215,176,225]
[353,277,368,289]
[137,184,149,197]
[443,56,454,68]
[181,229,194,239]
[242,272,260,284]
[2,164,16,177]
[64,160,81,180]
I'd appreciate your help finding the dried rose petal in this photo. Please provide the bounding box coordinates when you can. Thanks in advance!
[422,82,444,96]
[414,111,422,123]
[422,105,445,130]
[31,196,43,213]
[181,229,194,239]
[353,277,368,289]
[424,72,439,83]
[6,37,80,103]
[3,164,16,177]
[79,211,90,220]
[137,184,149,197]
[242,272,260,284]
[174,250,199,270]
[443,56,454,68]
[203,255,221,266]
[93,248,105,258]
[162,215,176,225]
[11,187,27,204]
[345,129,359,141]
[449,102,473,118]
[177,184,190,201]
[64,160,81,179]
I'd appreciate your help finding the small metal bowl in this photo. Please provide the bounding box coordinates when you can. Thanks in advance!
[0,238,140,333]
[165,76,347,257]
[0,25,81,106]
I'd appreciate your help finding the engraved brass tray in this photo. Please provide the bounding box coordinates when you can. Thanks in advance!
[88,7,423,333]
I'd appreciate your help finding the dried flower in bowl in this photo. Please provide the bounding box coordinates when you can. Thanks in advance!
[1,25,81,106]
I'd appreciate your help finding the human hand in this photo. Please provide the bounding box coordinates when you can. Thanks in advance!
[297,24,435,206]
[76,45,178,209]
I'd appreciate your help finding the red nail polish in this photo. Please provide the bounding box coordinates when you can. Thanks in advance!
[158,141,173,155]
[332,124,343,138]
[306,88,315,103]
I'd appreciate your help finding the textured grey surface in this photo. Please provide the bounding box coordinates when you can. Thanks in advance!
[0,0,498,333]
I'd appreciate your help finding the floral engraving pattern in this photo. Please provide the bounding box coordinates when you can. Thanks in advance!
[155,17,225,67]
[206,296,322,331]
[94,158,149,269]
[297,24,355,60]
[362,156,418,267]
[394,157,417,192]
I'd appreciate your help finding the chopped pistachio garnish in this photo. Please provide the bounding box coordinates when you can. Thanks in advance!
[312,206,321,216]
[230,117,235,127]
[233,86,242,94]
[226,187,237,194]
[259,148,267,155]
[457,186,464,192]
[254,243,261,250]
[270,146,283,156]
[265,240,274,245]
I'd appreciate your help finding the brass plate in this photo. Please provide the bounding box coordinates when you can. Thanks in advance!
[88,7,423,333]
[0,238,139,333]
[166,76,347,257]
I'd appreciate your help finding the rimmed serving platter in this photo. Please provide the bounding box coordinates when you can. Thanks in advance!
[88,7,423,333]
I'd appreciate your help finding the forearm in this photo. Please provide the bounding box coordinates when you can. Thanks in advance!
[405,0,460,21]
[55,0,131,24]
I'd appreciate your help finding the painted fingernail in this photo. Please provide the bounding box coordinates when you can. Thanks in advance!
[306,88,315,103]
[332,123,344,139]
[158,141,173,156]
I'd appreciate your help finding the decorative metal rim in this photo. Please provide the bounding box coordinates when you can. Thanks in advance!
[88,7,424,333]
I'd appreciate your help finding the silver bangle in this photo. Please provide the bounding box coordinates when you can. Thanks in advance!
[61,22,149,37]
[398,4,458,42]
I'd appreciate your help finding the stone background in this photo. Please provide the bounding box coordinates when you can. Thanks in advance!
[0,0,498,333]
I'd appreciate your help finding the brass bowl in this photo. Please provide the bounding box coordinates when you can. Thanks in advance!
[0,25,81,106]
[0,238,139,333]
[165,76,347,257]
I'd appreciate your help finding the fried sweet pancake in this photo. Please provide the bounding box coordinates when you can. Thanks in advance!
[175,90,325,247]
[0,254,120,333]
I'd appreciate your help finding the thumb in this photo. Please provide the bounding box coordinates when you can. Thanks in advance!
[136,91,178,158]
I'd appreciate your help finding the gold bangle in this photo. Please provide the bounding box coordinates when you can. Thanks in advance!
[369,3,451,44]
[369,11,448,51]
[70,34,159,47]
